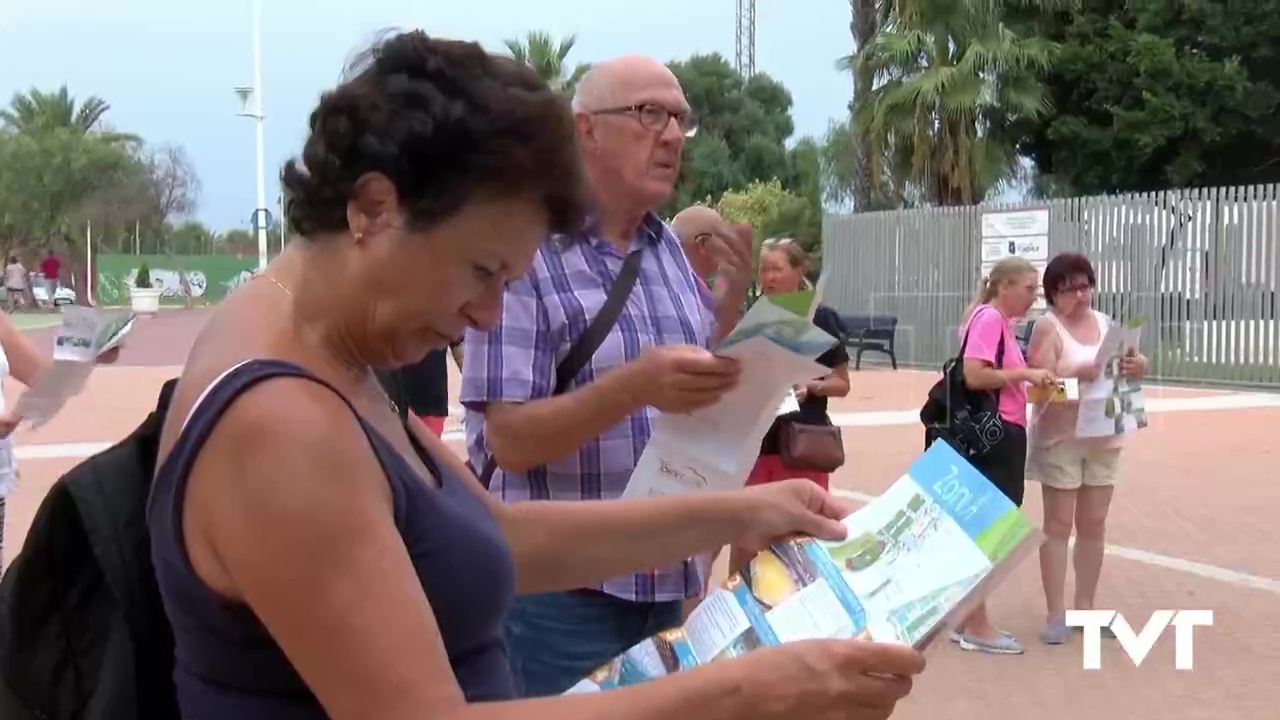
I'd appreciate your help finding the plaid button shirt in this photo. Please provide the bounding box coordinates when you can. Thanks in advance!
[460,213,716,603]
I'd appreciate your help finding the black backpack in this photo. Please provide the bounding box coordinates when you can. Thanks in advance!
[0,380,180,720]
[919,312,1009,459]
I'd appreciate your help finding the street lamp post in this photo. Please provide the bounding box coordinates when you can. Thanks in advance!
[234,0,268,271]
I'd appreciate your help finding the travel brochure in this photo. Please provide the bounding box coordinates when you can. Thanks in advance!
[621,287,836,500]
[1076,315,1148,438]
[13,306,135,429]
[570,440,1040,693]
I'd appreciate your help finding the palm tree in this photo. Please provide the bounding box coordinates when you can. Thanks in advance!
[503,31,591,96]
[847,0,881,211]
[839,0,1059,206]
[1,86,139,143]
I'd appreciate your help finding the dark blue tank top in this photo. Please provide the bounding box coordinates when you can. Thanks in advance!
[147,359,517,718]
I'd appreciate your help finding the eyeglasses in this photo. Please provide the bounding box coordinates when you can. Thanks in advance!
[1058,282,1093,294]
[591,103,699,138]
[761,238,796,247]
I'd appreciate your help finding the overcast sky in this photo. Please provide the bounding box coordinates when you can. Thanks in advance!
[1,0,855,233]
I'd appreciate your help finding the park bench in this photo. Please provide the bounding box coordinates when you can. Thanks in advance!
[837,313,899,370]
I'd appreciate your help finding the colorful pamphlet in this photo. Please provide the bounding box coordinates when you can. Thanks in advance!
[568,440,1041,694]
[622,291,837,500]
[1077,315,1147,437]
[14,307,135,429]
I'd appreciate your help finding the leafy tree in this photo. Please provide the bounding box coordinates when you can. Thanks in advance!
[665,54,815,216]
[503,31,591,96]
[0,86,207,302]
[820,116,922,211]
[716,179,822,268]
[1011,0,1280,195]
[0,129,135,301]
[839,0,1060,206]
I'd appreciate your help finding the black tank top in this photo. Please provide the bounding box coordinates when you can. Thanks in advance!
[146,359,516,718]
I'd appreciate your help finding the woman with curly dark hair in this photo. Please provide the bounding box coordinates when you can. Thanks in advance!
[146,31,922,720]
[1026,252,1148,645]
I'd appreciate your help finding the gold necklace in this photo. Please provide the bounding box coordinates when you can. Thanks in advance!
[258,272,401,418]
[261,272,293,296]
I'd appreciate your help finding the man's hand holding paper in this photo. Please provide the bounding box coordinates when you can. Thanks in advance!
[629,345,741,414]
[624,293,840,500]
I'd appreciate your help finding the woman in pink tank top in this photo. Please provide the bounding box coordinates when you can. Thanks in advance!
[951,257,1057,655]
[1026,253,1148,646]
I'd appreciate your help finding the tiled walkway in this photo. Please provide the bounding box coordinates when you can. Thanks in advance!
[3,311,1272,718]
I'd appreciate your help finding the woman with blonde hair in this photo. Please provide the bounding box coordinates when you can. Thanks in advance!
[950,256,1056,655]
[1026,252,1148,645]
[726,238,850,572]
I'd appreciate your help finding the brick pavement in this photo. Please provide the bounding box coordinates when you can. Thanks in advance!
[3,313,1274,719]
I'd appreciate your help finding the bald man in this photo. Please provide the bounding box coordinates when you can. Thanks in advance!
[671,204,731,281]
[460,56,754,697]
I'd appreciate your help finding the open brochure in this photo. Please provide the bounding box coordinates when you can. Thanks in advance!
[1076,315,1147,438]
[13,306,135,429]
[622,289,837,500]
[568,439,1042,693]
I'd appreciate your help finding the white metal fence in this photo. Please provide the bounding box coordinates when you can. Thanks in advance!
[823,184,1280,387]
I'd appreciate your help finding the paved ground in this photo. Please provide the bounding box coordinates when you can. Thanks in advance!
[3,310,1274,719]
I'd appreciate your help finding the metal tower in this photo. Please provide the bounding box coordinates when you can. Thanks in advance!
[735,0,756,77]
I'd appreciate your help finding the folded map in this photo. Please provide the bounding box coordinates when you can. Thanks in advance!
[567,439,1042,693]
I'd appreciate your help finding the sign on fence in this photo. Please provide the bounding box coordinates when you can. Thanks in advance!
[980,208,1050,311]
[94,254,257,306]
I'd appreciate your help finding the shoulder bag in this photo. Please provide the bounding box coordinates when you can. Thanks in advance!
[476,250,644,490]
[919,307,1009,460]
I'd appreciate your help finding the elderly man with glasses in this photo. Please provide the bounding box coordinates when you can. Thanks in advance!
[460,55,754,698]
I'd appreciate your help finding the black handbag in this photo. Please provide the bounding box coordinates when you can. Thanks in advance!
[919,310,1009,460]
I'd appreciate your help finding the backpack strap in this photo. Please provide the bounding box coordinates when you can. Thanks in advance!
[476,248,644,491]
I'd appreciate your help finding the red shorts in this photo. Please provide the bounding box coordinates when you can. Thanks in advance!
[745,454,830,490]
[419,415,446,438]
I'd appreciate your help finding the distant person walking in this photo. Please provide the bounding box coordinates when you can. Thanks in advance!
[4,258,26,312]
[39,250,60,305]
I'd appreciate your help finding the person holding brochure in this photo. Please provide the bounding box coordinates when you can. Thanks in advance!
[951,256,1056,655]
[727,239,850,573]
[1026,252,1148,645]
[462,55,759,699]
[146,33,923,720]
[0,308,121,569]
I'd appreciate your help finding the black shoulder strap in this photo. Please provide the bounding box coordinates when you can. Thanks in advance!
[953,307,1007,406]
[478,249,644,490]
[956,306,1007,365]
[553,250,644,394]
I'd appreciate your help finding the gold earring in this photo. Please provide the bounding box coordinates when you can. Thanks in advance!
[354,232,364,243]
